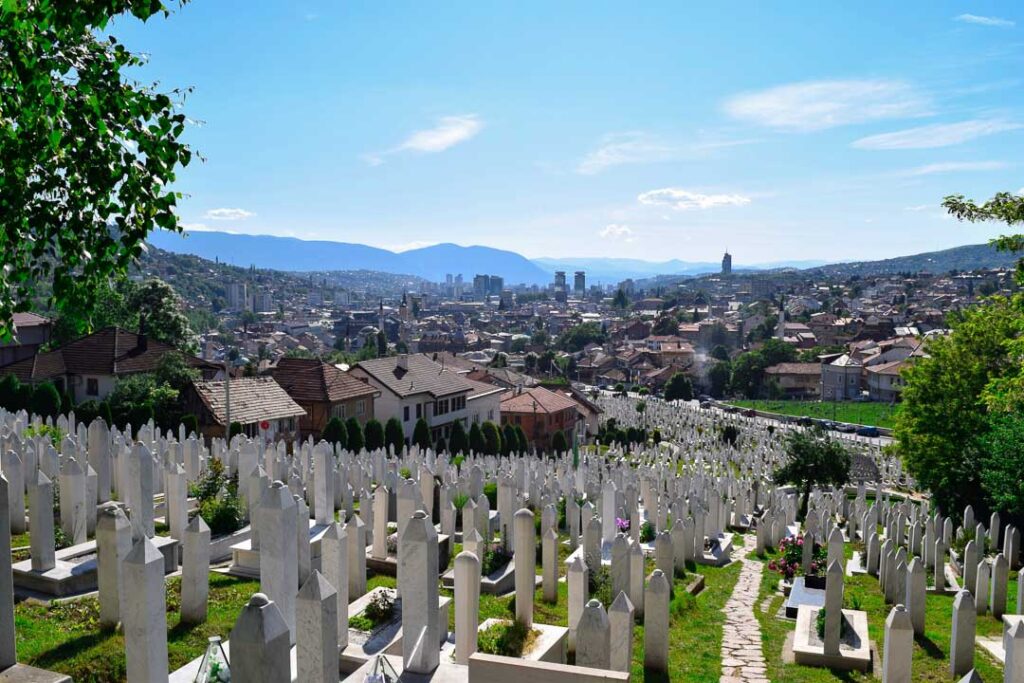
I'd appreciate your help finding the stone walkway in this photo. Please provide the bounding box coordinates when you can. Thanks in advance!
[720,534,769,683]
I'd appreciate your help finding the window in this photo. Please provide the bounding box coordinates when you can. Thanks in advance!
[356,400,365,415]
[403,406,410,422]
[86,378,99,397]
[332,403,347,419]
[416,404,422,419]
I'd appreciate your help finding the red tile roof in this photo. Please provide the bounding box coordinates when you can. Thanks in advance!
[271,357,378,404]
[0,327,218,381]
[500,386,578,414]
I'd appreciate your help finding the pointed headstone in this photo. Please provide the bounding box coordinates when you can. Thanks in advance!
[882,604,913,683]
[123,537,168,683]
[230,593,291,683]
[950,589,976,677]
[181,515,211,624]
[576,599,611,670]
[608,591,635,673]
[296,570,339,683]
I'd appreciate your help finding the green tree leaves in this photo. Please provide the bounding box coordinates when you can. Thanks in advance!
[1,1,193,339]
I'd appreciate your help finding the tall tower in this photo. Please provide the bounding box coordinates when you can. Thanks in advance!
[574,271,586,296]
[721,250,733,276]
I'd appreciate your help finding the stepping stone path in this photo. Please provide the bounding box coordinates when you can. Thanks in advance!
[721,534,768,683]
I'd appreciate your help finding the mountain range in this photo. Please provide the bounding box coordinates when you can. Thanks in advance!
[147,229,1011,285]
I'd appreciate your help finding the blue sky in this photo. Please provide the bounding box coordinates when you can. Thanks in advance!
[114,1,1024,263]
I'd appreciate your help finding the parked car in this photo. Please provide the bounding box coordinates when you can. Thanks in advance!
[700,400,713,410]
[796,416,814,426]
[741,408,757,417]
[856,425,880,437]
[836,423,856,433]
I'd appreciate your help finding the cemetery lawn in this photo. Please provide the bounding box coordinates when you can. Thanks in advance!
[729,400,898,428]
[13,572,259,683]
[752,549,1009,682]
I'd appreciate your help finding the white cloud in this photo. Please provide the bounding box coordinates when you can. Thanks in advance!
[575,132,758,174]
[904,205,931,212]
[180,222,213,231]
[398,115,482,153]
[724,79,931,131]
[853,119,1022,150]
[598,224,635,242]
[577,133,676,175]
[637,188,751,210]
[204,207,255,221]
[366,114,483,165]
[955,13,1015,27]
[904,160,1009,176]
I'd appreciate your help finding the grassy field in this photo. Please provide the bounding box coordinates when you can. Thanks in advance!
[14,572,260,683]
[730,400,899,428]
[754,541,1010,682]
[12,531,739,683]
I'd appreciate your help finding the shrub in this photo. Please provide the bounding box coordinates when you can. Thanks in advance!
[181,413,198,437]
[0,374,20,410]
[434,436,447,453]
[481,543,513,576]
[449,420,469,455]
[640,520,656,543]
[720,424,739,446]
[477,620,536,658]
[384,417,404,455]
[412,418,431,451]
[766,535,827,581]
[74,400,102,425]
[481,421,501,456]
[452,493,470,510]
[363,418,383,451]
[363,589,395,624]
[229,421,243,438]
[197,494,243,537]
[483,481,498,509]
[346,417,365,452]
[23,423,65,446]
[323,417,348,448]
[29,382,61,420]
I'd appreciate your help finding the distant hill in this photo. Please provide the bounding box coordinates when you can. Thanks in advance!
[805,243,1015,277]
[148,231,550,284]
[534,256,829,282]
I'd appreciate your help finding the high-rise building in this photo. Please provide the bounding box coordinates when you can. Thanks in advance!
[488,275,504,295]
[227,282,248,311]
[554,271,567,292]
[574,271,586,296]
[721,251,733,276]
[473,274,490,298]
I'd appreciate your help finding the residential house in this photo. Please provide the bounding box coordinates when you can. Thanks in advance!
[185,376,306,441]
[820,353,863,401]
[0,326,220,403]
[865,358,913,402]
[764,362,821,398]
[270,357,379,439]
[0,312,51,366]
[500,386,580,451]
[350,354,503,444]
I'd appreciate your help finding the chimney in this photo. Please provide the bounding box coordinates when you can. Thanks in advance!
[397,354,408,371]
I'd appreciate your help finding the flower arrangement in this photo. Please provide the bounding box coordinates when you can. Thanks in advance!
[767,535,827,581]
[615,517,630,533]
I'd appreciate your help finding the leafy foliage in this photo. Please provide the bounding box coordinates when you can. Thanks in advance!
[363,418,383,451]
[323,417,348,448]
[772,428,851,520]
[0,3,193,339]
[476,619,536,658]
[384,417,404,455]
[412,417,431,451]
[344,417,364,454]
[664,372,694,402]
[449,419,468,455]
[481,420,502,456]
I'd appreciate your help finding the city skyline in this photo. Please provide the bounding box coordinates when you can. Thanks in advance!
[113,2,1024,262]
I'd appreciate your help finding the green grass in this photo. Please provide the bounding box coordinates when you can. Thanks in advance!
[14,572,259,683]
[730,400,899,429]
[753,547,1007,682]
